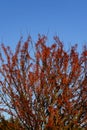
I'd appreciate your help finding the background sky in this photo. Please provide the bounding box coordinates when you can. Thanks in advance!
[0,0,87,53]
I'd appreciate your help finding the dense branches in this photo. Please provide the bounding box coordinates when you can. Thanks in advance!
[0,35,87,129]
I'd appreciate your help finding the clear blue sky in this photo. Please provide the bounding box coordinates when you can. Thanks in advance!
[0,0,87,52]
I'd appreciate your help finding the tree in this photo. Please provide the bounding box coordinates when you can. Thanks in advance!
[0,35,87,129]
[0,115,24,130]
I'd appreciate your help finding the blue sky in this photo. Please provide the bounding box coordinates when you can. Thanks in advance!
[0,0,87,52]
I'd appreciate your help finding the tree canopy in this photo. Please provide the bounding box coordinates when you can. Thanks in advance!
[0,35,87,130]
